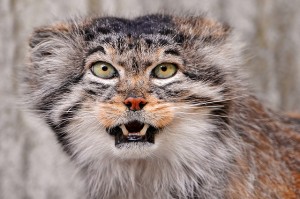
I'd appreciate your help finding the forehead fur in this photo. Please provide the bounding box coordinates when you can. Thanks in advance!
[83,14,174,38]
[80,14,230,43]
[29,14,231,51]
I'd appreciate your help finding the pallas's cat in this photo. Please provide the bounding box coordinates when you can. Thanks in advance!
[23,14,300,199]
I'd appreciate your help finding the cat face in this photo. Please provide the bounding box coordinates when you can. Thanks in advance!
[25,14,236,161]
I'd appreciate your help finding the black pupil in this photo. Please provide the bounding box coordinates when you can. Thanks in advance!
[102,65,108,71]
[161,65,168,72]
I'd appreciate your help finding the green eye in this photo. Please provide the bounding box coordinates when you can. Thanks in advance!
[152,63,178,79]
[91,62,117,79]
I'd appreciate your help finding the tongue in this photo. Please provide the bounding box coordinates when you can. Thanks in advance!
[125,121,144,133]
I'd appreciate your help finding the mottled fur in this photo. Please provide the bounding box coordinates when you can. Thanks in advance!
[23,14,300,199]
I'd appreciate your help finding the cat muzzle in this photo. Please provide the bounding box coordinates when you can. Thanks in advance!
[107,120,158,147]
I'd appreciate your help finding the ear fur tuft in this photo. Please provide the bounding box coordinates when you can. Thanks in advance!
[173,16,231,42]
[29,22,71,48]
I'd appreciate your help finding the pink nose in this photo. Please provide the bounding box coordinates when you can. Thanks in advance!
[124,97,147,111]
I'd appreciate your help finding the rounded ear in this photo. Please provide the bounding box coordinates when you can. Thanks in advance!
[173,16,231,43]
[29,22,71,48]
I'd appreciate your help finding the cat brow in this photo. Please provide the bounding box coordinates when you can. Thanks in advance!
[164,49,180,56]
[87,46,106,56]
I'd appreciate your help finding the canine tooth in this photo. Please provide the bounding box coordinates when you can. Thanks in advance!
[120,124,129,136]
[140,124,149,136]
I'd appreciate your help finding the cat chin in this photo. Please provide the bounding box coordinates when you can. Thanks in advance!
[111,142,158,159]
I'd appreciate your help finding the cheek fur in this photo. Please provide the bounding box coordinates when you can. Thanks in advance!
[97,95,126,128]
[143,102,175,128]
[97,102,127,128]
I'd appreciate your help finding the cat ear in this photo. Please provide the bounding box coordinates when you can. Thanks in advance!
[174,16,231,43]
[29,22,71,48]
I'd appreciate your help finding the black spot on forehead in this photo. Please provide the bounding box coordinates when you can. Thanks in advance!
[84,14,176,39]
[133,14,175,35]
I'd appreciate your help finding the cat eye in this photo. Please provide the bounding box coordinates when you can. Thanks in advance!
[152,63,178,79]
[91,61,117,79]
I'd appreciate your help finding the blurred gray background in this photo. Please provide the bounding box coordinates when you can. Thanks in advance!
[1,0,300,198]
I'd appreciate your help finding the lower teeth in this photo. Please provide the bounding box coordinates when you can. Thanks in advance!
[127,135,143,141]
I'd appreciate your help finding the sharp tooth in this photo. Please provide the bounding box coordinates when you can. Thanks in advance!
[140,124,149,136]
[120,124,129,136]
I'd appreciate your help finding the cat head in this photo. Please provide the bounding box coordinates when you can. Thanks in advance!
[24,14,242,162]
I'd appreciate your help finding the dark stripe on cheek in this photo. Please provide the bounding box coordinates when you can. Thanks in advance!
[84,82,112,97]
[46,118,72,155]
[183,67,225,86]
[89,81,111,89]
[153,87,186,100]
[34,75,84,155]
[209,103,231,144]
[210,103,230,124]
[165,89,186,98]
[36,74,83,113]
[183,95,229,118]
[156,80,183,89]
[46,101,82,155]
[183,94,231,141]
[183,94,230,125]
[183,95,213,105]
[59,102,82,128]
[84,88,108,96]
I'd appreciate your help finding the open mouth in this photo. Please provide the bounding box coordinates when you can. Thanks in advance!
[107,120,158,147]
